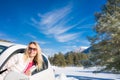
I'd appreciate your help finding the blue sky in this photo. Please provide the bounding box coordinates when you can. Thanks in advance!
[0,0,106,56]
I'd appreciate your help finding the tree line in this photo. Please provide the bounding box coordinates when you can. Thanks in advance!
[48,51,88,67]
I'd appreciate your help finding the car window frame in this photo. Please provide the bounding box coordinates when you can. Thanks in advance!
[0,45,8,55]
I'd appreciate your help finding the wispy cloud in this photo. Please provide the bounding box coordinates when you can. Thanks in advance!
[39,5,72,28]
[75,16,95,30]
[25,33,37,39]
[25,33,48,45]
[55,33,79,42]
[77,23,95,29]
[31,4,82,42]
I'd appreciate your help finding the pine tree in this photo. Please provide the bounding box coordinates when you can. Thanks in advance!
[58,52,66,67]
[73,53,81,66]
[52,52,66,67]
[65,52,74,66]
[89,0,120,73]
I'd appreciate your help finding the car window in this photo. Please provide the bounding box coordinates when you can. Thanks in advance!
[31,55,48,75]
[0,45,8,55]
[42,55,48,69]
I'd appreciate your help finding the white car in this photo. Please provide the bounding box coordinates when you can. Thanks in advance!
[0,41,55,80]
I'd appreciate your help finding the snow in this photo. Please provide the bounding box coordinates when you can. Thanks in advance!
[74,46,88,53]
[53,66,120,80]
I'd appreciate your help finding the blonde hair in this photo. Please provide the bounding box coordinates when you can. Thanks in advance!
[24,42,43,70]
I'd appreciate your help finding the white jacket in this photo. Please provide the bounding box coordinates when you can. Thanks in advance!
[0,53,36,80]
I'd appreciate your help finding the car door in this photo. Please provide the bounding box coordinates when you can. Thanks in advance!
[30,54,55,80]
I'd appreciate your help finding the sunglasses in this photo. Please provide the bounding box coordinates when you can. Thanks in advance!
[28,47,37,51]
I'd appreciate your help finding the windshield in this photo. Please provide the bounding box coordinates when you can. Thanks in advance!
[0,45,8,55]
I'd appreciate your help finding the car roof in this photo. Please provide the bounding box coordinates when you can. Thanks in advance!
[0,41,26,47]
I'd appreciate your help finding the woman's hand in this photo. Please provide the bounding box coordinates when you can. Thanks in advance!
[24,69,31,76]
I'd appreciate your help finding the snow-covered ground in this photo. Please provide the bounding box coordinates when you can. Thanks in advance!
[53,66,120,80]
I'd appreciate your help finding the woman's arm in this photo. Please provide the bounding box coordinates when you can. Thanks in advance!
[5,54,19,70]
[0,54,20,79]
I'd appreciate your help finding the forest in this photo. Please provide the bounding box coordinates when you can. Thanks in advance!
[49,51,88,67]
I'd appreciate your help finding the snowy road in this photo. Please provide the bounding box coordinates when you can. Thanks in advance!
[53,66,120,80]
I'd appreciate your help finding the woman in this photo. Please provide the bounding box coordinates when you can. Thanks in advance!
[23,41,43,75]
[0,42,43,79]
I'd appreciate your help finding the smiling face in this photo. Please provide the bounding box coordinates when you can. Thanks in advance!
[28,43,37,58]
